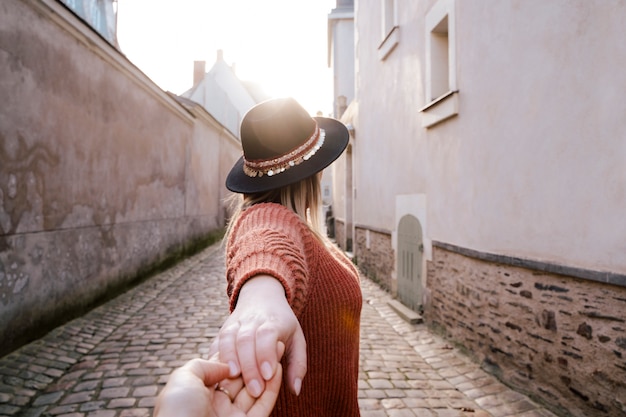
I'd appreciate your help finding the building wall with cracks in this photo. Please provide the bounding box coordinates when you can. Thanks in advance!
[0,0,241,356]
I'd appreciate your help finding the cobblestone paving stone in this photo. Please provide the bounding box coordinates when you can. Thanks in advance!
[0,244,558,417]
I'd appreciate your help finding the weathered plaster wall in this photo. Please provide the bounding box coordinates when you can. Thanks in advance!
[183,105,241,226]
[0,0,239,355]
[426,246,626,417]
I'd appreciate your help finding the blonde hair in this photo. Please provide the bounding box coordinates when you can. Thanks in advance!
[225,174,327,243]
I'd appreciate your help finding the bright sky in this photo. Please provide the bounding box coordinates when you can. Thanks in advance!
[116,0,336,115]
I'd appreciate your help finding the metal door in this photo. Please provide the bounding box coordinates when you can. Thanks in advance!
[397,215,423,311]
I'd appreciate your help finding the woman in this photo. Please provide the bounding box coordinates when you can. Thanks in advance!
[215,97,362,416]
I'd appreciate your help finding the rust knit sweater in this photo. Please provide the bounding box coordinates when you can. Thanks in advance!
[226,202,362,417]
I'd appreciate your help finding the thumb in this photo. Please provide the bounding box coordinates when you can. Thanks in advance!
[285,327,307,396]
[187,359,230,387]
[276,341,286,359]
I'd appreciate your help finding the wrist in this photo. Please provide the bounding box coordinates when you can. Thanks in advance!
[238,274,287,304]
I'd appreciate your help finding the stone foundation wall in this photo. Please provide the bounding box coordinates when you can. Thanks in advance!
[354,227,393,292]
[334,219,347,251]
[425,245,626,417]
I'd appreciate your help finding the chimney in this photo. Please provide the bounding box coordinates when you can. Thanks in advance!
[193,60,206,86]
[217,49,224,61]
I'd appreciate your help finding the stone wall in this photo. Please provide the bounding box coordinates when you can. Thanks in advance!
[0,0,240,356]
[354,227,393,292]
[334,219,347,252]
[425,245,626,417]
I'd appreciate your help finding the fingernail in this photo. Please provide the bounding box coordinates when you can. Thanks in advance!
[261,361,273,380]
[294,377,302,396]
[248,379,262,397]
[228,361,239,377]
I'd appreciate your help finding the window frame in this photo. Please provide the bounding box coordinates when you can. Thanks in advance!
[421,0,459,128]
[378,0,399,60]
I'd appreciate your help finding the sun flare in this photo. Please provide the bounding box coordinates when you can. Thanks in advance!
[116,0,335,115]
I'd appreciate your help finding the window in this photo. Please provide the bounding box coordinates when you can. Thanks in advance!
[421,0,459,128]
[429,16,449,101]
[378,0,399,60]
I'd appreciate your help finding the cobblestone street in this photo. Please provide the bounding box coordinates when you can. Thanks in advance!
[0,244,557,417]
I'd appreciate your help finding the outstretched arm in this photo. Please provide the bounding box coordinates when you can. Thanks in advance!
[216,275,307,398]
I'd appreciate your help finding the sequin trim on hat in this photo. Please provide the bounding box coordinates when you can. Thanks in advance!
[243,125,326,178]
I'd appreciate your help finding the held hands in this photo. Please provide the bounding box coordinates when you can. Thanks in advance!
[154,355,282,417]
[215,275,307,399]
[154,275,305,417]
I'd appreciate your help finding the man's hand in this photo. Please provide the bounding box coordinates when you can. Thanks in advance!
[154,356,282,417]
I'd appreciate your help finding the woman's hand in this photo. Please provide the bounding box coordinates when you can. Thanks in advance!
[153,356,283,417]
[215,275,307,398]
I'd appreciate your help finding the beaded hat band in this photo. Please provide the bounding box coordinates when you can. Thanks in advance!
[243,125,326,178]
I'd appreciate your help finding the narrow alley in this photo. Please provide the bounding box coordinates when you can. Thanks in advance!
[0,244,557,417]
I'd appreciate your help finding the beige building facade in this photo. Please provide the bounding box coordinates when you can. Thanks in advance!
[333,1,626,416]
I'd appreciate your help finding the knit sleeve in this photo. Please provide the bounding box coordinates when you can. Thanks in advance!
[225,203,310,316]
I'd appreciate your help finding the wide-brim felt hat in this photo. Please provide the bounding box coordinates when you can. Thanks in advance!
[226,97,349,194]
